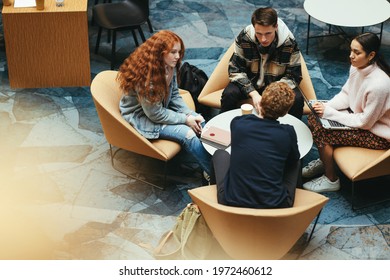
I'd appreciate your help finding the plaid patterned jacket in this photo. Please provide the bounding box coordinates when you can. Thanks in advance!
[229,19,302,96]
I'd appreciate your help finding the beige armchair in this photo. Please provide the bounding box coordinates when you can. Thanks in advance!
[90,70,195,189]
[198,43,316,114]
[333,147,390,209]
[188,185,329,260]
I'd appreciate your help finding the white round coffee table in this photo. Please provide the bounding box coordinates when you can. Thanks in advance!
[304,0,390,54]
[202,109,313,158]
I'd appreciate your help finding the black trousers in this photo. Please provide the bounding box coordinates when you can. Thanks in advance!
[212,149,301,207]
[220,82,304,119]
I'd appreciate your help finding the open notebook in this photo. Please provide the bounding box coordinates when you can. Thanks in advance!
[304,97,357,130]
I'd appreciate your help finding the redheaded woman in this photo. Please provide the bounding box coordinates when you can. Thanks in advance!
[117,30,211,179]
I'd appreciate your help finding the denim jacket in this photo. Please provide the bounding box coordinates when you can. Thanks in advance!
[120,71,193,139]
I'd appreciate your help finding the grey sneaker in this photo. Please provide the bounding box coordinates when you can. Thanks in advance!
[302,159,324,178]
[303,175,340,193]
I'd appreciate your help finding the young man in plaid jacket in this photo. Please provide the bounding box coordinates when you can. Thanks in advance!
[221,7,304,119]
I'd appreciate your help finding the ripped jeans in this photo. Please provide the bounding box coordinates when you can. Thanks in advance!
[159,121,211,175]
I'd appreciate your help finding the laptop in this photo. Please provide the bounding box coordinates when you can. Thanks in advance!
[303,97,357,130]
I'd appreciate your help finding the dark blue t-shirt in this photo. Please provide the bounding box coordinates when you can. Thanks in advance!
[223,114,300,208]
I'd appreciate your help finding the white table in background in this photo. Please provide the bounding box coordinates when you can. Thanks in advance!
[304,0,390,54]
[202,109,313,159]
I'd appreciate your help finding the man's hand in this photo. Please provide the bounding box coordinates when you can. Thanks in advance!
[249,90,262,114]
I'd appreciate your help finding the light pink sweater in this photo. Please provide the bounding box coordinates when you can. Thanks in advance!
[323,64,390,141]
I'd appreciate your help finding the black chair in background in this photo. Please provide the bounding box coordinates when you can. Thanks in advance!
[93,0,153,70]
[92,0,153,32]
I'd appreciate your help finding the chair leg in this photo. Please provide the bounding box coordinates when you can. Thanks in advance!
[131,29,139,46]
[95,27,102,54]
[351,181,356,210]
[138,26,146,42]
[109,144,166,190]
[147,18,154,33]
[111,30,116,70]
[107,30,111,43]
[307,209,322,242]
[163,161,168,188]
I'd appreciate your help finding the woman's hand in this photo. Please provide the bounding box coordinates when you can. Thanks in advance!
[186,114,204,135]
[313,101,326,117]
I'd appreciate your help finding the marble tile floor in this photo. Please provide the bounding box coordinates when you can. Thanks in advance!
[1,0,390,260]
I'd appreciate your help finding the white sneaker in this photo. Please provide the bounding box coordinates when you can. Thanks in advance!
[302,159,324,178]
[303,175,340,193]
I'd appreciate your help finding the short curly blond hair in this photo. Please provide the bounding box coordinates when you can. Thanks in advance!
[260,82,295,120]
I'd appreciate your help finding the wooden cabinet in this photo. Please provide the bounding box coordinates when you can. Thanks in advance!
[2,0,91,88]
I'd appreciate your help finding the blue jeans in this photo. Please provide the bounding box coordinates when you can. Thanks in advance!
[159,121,211,175]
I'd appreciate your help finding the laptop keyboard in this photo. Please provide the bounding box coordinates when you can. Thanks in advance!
[328,119,345,127]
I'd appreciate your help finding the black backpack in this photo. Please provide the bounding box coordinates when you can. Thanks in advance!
[178,62,211,120]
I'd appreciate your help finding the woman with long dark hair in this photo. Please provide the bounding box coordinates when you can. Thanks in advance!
[302,32,390,192]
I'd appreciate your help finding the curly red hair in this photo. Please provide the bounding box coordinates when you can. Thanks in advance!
[117,30,185,103]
